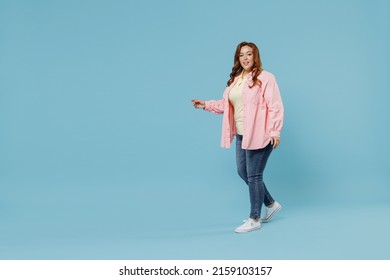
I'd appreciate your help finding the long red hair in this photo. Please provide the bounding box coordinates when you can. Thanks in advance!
[227,41,263,88]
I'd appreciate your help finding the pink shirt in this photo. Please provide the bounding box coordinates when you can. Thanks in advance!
[204,70,284,150]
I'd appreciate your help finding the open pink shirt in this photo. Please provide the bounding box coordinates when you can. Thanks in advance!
[204,70,284,150]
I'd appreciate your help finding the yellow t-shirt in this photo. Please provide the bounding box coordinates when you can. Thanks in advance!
[228,73,248,135]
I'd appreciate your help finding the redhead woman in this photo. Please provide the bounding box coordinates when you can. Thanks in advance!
[192,41,284,233]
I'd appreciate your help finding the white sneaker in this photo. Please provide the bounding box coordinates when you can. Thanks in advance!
[260,201,282,223]
[235,218,261,233]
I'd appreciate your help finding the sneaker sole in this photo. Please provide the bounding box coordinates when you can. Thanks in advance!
[235,225,261,233]
[260,204,282,223]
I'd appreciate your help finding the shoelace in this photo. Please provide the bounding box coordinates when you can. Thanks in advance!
[242,218,258,225]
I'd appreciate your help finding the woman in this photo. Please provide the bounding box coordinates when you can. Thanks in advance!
[192,41,284,233]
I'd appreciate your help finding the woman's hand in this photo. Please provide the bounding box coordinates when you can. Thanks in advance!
[270,136,281,149]
[191,99,205,109]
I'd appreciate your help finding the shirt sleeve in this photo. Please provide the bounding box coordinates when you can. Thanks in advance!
[204,99,225,115]
[263,76,284,137]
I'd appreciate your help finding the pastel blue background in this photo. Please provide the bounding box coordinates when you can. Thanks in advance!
[1,0,389,259]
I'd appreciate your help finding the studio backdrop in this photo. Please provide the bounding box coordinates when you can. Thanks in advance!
[0,0,389,259]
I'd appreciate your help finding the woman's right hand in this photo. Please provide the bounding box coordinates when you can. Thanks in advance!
[191,99,205,109]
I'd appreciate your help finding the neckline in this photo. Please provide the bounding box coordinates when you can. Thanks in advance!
[240,70,252,79]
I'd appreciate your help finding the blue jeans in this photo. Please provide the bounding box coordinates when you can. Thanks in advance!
[236,134,274,219]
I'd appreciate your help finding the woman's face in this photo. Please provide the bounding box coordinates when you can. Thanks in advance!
[239,45,254,73]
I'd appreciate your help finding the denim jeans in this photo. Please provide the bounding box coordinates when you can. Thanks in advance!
[236,134,274,219]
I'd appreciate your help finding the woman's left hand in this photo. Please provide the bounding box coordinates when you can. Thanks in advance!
[270,136,281,149]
